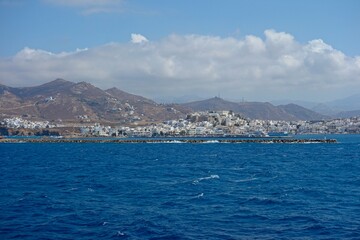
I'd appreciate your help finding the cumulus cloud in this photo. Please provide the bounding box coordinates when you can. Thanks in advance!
[1,30,359,102]
[131,34,149,44]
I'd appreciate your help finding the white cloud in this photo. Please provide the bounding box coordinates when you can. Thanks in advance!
[244,35,266,53]
[265,29,294,45]
[131,34,149,44]
[1,30,359,102]
[14,47,54,60]
[306,39,333,53]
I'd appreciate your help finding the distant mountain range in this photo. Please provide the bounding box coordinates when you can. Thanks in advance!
[327,94,360,111]
[182,97,327,121]
[0,79,346,123]
[271,94,360,118]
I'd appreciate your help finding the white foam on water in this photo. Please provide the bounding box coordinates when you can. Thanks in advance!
[234,177,258,183]
[193,174,220,184]
[146,140,184,143]
[197,193,204,198]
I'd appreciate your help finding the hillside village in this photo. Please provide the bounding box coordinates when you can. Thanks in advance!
[1,79,360,137]
[78,111,360,137]
[2,111,360,137]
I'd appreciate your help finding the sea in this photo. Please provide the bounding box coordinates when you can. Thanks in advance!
[1,135,359,240]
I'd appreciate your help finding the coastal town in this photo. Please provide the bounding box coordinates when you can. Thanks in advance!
[1,111,360,137]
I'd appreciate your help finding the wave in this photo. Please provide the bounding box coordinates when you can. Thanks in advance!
[193,174,220,184]
[167,140,184,143]
[203,140,220,143]
[234,177,258,183]
[195,193,204,198]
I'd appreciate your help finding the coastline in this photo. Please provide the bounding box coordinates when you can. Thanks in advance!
[0,137,337,144]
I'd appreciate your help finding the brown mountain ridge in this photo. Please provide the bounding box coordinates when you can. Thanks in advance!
[0,79,190,123]
[0,79,328,123]
[182,97,328,121]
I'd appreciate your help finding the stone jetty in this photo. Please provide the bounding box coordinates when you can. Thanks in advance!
[0,138,337,144]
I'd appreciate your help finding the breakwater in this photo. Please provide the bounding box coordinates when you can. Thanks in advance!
[0,138,337,144]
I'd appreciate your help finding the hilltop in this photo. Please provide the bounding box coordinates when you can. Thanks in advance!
[0,79,330,123]
[182,97,327,121]
[0,79,190,124]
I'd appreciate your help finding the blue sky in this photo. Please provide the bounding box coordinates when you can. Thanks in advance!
[1,0,359,56]
[1,0,360,102]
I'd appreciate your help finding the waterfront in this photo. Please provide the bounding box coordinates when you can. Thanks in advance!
[2,112,360,138]
[0,137,337,144]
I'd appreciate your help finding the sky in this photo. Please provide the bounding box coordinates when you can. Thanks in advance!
[0,0,360,103]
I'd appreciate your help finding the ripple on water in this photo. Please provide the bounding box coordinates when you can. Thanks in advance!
[1,138,360,239]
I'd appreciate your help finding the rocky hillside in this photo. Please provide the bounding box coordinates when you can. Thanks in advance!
[0,79,330,122]
[0,79,190,123]
[277,103,328,121]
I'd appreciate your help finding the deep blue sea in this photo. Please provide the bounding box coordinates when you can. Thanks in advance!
[1,135,360,239]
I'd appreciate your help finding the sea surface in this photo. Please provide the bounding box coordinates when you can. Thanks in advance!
[1,135,360,239]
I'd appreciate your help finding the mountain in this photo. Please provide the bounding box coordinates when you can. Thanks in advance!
[272,94,360,117]
[182,97,327,121]
[105,87,190,122]
[0,79,189,123]
[335,110,360,118]
[277,104,328,121]
[310,103,339,116]
[0,79,340,123]
[326,93,360,111]
[237,102,294,120]
[9,79,75,99]
[182,97,241,112]
[271,99,319,109]
[153,95,205,104]
[309,94,360,117]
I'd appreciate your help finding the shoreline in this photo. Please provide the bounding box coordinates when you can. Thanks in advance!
[0,138,337,144]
